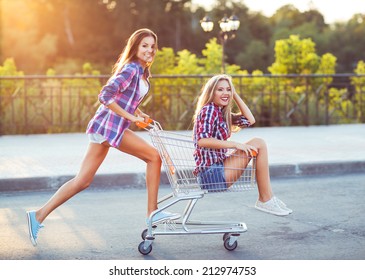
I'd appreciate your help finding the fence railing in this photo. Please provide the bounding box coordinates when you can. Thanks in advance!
[1,74,364,135]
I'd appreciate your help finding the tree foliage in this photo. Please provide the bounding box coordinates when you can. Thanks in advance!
[1,0,365,74]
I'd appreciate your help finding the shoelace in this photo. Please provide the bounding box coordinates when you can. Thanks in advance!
[274,196,287,207]
[33,223,44,237]
[273,197,292,213]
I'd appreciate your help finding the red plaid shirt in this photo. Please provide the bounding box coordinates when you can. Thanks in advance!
[193,102,251,174]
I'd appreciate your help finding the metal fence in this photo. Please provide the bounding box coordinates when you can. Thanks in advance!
[1,74,364,135]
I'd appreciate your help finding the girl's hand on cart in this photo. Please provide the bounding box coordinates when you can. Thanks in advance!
[137,111,150,123]
[134,108,151,125]
[135,117,153,129]
[235,142,258,157]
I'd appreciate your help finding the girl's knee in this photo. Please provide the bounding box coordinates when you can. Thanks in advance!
[147,148,162,165]
[251,137,267,149]
[73,176,92,192]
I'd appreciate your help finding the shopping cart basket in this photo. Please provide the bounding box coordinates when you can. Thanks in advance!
[136,120,257,255]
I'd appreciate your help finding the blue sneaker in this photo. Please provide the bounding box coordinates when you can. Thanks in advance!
[146,211,180,225]
[26,211,44,246]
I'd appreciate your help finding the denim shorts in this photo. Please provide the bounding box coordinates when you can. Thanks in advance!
[197,162,228,192]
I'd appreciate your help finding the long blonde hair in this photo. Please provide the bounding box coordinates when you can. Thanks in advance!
[110,28,158,80]
[193,74,236,134]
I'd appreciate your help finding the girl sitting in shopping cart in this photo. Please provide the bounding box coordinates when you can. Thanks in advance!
[193,74,292,216]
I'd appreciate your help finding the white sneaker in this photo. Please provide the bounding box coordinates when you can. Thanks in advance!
[255,198,290,216]
[273,196,293,214]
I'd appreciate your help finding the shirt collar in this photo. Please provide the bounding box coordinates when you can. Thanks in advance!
[131,61,150,79]
[209,102,223,111]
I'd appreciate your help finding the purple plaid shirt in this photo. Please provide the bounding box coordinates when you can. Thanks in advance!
[193,102,251,174]
[86,62,149,148]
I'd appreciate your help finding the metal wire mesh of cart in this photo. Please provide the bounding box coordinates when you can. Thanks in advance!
[135,120,256,255]
[146,121,257,196]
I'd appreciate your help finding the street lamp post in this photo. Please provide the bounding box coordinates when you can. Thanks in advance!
[200,15,240,73]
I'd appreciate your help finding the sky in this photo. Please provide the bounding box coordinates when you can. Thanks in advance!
[193,0,365,24]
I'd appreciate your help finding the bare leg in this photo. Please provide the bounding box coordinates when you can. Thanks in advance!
[116,129,162,216]
[224,137,273,202]
[248,138,273,202]
[35,143,109,223]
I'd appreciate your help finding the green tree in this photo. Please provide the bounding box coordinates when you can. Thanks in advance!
[235,40,269,72]
[0,58,24,76]
[1,1,58,73]
[267,35,339,126]
[269,35,320,74]
[0,58,24,134]
[200,38,222,74]
[327,14,365,72]
[351,60,365,122]
[2,0,365,75]
[174,50,204,74]
[317,53,337,75]
[151,47,176,74]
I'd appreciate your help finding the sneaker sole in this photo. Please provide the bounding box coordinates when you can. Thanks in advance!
[283,208,293,214]
[254,205,290,216]
[278,204,293,214]
[26,212,37,246]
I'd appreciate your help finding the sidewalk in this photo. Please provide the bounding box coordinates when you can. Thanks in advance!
[0,124,364,192]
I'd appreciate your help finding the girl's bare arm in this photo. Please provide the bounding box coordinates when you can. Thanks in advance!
[233,92,256,125]
[107,102,144,123]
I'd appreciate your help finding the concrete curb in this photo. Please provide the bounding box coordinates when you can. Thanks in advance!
[1,160,364,193]
[269,161,365,177]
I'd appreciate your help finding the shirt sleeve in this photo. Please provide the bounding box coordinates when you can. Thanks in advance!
[231,113,251,128]
[98,65,137,106]
[195,105,217,141]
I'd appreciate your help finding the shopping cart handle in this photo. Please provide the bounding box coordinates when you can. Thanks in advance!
[136,118,153,129]
[251,150,258,157]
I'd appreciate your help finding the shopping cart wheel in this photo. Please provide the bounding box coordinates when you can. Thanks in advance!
[138,241,152,255]
[223,238,238,251]
[141,226,157,240]
[141,229,148,240]
[223,233,231,241]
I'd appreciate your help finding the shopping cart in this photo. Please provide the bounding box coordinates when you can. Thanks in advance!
[136,120,257,255]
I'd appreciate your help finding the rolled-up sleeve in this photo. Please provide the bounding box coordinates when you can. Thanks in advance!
[98,66,136,106]
[196,106,217,141]
[231,114,251,128]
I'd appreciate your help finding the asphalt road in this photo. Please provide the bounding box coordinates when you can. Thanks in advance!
[1,173,364,260]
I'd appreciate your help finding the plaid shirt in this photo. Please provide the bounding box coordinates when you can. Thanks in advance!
[193,102,251,174]
[86,62,149,148]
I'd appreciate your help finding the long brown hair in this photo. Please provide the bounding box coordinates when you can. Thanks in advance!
[193,74,236,133]
[110,28,158,80]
